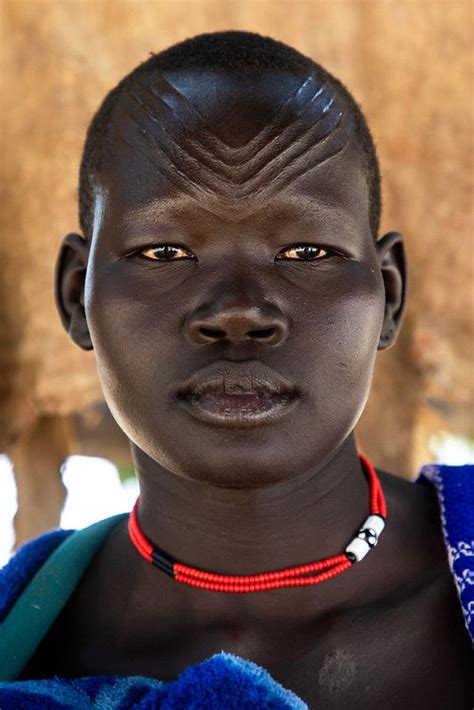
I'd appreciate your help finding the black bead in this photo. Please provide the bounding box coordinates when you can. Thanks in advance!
[152,549,174,576]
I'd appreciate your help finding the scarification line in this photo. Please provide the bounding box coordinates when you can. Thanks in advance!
[128,90,228,183]
[227,110,351,200]
[145,73,324,156]
[230,85,327,168]
[127,101,346,200]
[126,106,230,196]
[189,85,337,180]
[125,104,352,208]
[223,107,346,195]
[116,68,355,221]
[149,80,329,167]
[129,84,336,183]
[229,95,342,185]
[118,122,353,226]
[127,86,346,192]
[136,74,331,164]
[251,113,355,199]
[204,126,355,223]
[121,118,214,201]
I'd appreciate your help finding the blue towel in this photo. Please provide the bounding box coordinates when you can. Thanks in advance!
[0,653,308,709]
[0,462,472,708]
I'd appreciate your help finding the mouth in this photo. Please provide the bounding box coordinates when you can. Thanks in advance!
[175,361,300,428]
[177,391,299,428]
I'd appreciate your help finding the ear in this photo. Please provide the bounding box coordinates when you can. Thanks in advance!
[54,232,93,351]
[375,231,407,351]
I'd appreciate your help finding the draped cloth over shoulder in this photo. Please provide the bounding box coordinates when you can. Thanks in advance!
[0,514,127,681]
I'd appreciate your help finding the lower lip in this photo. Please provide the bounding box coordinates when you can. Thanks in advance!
[176,392,300,428]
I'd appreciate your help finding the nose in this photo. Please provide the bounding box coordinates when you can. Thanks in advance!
[186,306,288,346]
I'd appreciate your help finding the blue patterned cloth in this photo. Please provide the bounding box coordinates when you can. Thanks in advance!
[0,462,472,708]
[415,463,474,640]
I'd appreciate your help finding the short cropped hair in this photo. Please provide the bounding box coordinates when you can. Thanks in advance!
[78,30,381,242]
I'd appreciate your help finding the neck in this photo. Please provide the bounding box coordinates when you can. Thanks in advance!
[132,435,371,577]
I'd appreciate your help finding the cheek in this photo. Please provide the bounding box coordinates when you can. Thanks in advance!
[334,284,385,427]
[87,253,174,338]
[300,265,385,401]
[333,282,384,362]
[85,262,176,410]
[301,259,383,339]
[330,291,383,407]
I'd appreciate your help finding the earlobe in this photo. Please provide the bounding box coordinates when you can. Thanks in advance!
[54,232,93,351]
[375,231,407,351]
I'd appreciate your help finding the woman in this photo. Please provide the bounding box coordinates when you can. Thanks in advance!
[1,30,472,709]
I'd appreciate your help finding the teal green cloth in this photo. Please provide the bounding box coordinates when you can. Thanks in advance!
[0,513,127,681]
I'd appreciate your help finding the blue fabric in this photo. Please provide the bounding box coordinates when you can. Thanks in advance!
[0,652,308,709]
[414,463,474,641]
[0,462,472,708]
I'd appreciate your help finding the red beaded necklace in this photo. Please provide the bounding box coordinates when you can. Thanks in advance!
[128,453,386,593]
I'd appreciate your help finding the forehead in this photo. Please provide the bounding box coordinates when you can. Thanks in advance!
[99,68,369,229]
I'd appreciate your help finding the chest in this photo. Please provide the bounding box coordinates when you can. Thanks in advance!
[20,573,473,709]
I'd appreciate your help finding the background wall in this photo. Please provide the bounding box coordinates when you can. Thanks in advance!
[1,0,472,544]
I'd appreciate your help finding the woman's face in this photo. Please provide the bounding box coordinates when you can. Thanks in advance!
[83,69,387,487]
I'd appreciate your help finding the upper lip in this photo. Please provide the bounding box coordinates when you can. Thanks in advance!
[176,361,298,397]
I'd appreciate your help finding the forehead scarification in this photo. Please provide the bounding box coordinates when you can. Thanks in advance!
[109,71,355,224]
[127,72,328,162]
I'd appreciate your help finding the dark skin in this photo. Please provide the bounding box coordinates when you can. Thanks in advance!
[22,70,472,707]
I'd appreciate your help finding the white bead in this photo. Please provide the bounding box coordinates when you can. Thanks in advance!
[345,515,385,562]
[362,515,385,536]
[345,537,370,562]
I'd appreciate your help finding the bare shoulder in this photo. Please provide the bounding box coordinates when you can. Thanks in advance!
[375,466,473,651]
[374,465,460,591]
[376,465,447,556]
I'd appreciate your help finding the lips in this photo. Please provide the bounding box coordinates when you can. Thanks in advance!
[175,361,300,428]
[176,360,298,398]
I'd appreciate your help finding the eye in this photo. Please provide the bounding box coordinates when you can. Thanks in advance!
[139,245,195,261]
[275,245,332,261]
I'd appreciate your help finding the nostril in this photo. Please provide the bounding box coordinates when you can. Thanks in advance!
[189,319,287,346]
[249,328,274,339]
[200,328,226,339]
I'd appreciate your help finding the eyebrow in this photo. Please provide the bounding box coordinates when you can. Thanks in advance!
[120,197,197,228]
[119,193,353,232]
